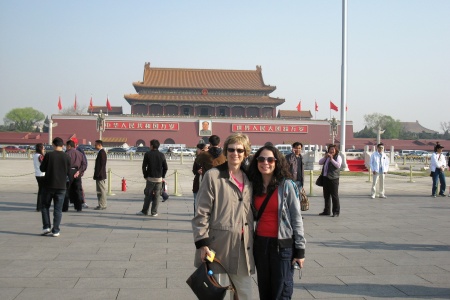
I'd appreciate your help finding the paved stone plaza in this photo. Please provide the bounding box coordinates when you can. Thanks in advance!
[0,158,449,300]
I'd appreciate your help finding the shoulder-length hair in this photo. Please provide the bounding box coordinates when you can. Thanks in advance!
[35,143,44,155]
[248,145,292,196]
[328,144,340,158]
[223,133,251,157]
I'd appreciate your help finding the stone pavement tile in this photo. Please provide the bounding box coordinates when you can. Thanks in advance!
[364,265,449,275]
[438,264,450,272]
[337,274,430,285]
[125,268,193,278]
[0,260,12,267]
[300,283,407,298]
[393,283,450,297]
[55,253,131,261]
[0,278,78,288]
[314,256,396,268]
[0,251,58,261]
[0,288,23,300]
[87,260,166,269]
[38,268,126,278]
[97,247,167,255]
[75,277,165,289]
[0,265,44,278]
[13,288,119,300]
[117,288,197,300]
[302,266,373,277]
[406,250,450,259]
[9,260,90,268]
[416,273,450,285]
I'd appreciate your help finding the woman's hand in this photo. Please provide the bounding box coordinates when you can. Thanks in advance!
[200,246,212,262]
[292,258,305,268]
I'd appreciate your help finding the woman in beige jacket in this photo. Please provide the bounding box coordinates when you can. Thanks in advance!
[192,133,254,300]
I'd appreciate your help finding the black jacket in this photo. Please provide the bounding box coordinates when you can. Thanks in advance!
[142,149,168,179]
[93,148,107,180]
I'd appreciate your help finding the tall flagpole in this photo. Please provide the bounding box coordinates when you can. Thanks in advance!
[340,0,349,170]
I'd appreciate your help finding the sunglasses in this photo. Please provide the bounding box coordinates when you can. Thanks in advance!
[227,148,245,154]
[256,156,277,163]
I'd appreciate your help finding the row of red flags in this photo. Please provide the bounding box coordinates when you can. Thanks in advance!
[58,95,112,111]
[296,100,347,112]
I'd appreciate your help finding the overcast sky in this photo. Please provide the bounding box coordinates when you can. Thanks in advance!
[1,0,449,132]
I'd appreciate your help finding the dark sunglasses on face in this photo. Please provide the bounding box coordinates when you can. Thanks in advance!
[256,156,277,163]
[227,148,245,154]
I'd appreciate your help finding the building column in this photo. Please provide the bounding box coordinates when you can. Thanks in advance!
[214,105,217,117]
[193,105,196,116]
[229,106,233,117]
[259,106,262,117]
[162,105,165,116]
[147,104,150,115]
[244,106,248,117]
[178,105,181,116]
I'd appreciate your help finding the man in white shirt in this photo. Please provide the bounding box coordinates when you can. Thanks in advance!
[430,144,446,197]
[370,143,390,199]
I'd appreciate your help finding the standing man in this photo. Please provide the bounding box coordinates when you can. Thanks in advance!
[195,135,226,173]
[93,140,107,210]
[71,137,89,209]
[192,143,209,215]
[370,143,390,199]
[285,142,305,190]
[136,139,168,217]
[65,140,87,211]
[39,137,71,237]
[430,144,446,197]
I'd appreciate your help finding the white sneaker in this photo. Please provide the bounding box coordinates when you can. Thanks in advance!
[52,232,60,237]
[379,195,387,199]
[41,228,51,235]
[82,203,89,208]
[136,211,147,216]
[150,213,158,217]
[370,195,375,199]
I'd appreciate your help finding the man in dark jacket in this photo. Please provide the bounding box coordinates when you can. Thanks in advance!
[65,140,87,212]
[194,135,226,173]
[285,142,305,190]
[93,140,107,210]
[137,139,168,217]
[40,137,71,237]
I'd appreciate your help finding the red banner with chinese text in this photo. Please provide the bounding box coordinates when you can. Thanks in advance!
[105,121,179,131]
[232,124,308,133]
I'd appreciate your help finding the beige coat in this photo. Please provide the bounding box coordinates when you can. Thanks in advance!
[192,163,255,275]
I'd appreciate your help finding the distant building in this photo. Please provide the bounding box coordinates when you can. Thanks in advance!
[401,121,438,134]
[89,106,123,116]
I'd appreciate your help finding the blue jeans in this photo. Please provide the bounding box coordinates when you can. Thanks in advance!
[254,236,294,300]
[432,169,446,196]
[41,188,65,234]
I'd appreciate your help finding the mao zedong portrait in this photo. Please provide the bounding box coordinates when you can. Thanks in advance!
[199,121,212,136]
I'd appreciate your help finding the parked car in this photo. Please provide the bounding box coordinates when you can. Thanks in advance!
[107,147,127,153]
[78,144,96,151]
[172,148,195,156]
[136,146,151,154]
[3,145,26,153]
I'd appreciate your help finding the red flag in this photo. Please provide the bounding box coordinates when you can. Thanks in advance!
[106,97,112,111]
[89,97,93,109]
[58,96,62,110]
[315,101,319,112]
[296,101,301,112]
[346,104,348,112]
[330,101,338,112]
[73,95,77,110]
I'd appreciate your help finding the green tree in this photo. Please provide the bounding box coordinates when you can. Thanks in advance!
[4,107,45,132]
[363,113,402,139]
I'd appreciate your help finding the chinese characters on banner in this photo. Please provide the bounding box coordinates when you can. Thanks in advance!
[106,121,179,130]
[232,124,308,133]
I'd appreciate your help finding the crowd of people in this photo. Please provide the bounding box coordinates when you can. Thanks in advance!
[33,133,449,299]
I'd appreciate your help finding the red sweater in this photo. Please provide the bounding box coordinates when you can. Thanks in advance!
[254,191,278,238]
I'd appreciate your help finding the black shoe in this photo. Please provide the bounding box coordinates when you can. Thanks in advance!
[319,212,331,216]
[439,194,446,197]
[332,213,340,217]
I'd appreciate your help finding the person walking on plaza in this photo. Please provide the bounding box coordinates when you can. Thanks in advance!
[285,142,305,191]
[33,143,46,212]
[318,144,342,217]
[194,135,226,173]
[137,139,168,217]
[72,137,89,209]
[431,144,446,197]
[192,133,254,300]
[192,142,208,215]
[248,144,306,300]
[65,139,87,212]
[39,137,71,237]
[93,140,107,210]
[370,143,390,199]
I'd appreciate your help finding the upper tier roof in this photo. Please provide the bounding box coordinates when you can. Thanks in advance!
[132,63,276,92]
[124,94,285,105]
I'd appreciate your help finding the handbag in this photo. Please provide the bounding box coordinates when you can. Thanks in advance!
[300,188,309,211]
[186,258,239,300]
[315,174,324,187]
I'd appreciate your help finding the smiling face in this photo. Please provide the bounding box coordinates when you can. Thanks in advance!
[226,143,246,167]
[328,146,336,156]
[257,149,277,176]
[293,144,302,156]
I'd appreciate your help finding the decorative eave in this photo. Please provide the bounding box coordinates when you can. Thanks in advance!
[277,110,313,119]
[124,94,285,105]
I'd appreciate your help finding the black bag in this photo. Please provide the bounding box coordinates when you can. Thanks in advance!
[186,258,238,300]
[315,174,324,187]
[430,171,434,177]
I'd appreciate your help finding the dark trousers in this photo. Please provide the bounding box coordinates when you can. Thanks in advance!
[254,236,294,300]
[63,169,83,211]
[35,176,45,211]
[142,181,162,215]
[432,169,446,196]
[322,177,340,214]
[41,188,65,234]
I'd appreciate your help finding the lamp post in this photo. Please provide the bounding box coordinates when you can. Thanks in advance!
[96,110,106,140]
[329,117,338,145]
